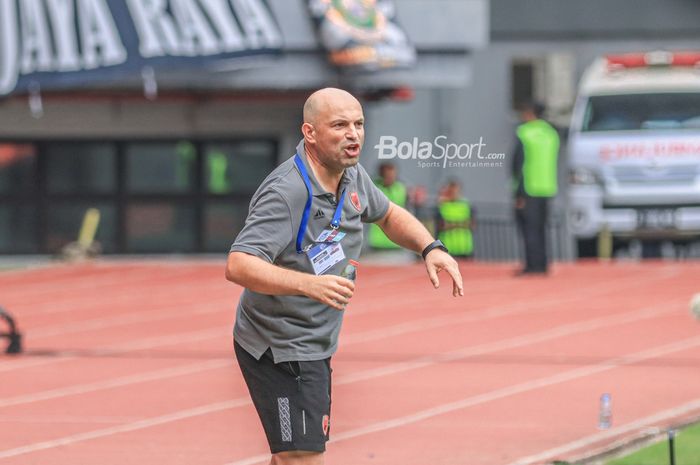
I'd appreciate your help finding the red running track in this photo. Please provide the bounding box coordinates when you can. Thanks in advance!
[0,259,699,465]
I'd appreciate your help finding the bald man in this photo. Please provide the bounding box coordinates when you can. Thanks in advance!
[227,88,463,465]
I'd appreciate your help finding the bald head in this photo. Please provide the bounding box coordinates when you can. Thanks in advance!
[303,88,361,124]
[301,87,365,172]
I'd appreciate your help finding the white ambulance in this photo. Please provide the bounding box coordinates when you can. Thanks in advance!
[567,51,700,256]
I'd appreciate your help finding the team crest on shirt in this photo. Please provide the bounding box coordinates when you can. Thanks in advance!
[350,192,361,212]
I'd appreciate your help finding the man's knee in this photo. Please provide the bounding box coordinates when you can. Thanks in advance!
[271,450,324,465]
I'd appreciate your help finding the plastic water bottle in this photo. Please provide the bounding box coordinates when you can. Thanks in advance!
[340,260,359,281]
[598,393,612,429]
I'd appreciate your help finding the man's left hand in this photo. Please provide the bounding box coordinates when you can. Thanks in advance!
[424,249,464,297]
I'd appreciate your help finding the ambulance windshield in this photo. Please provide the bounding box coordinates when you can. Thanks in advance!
[582,93,700,132]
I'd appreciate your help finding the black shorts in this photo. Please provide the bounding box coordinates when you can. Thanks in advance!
[234,341,332,453]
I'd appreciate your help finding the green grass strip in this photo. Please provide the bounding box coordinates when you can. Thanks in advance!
[607,422,700,465]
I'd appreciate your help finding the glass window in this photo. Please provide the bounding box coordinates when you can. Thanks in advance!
[45,202,117,254]
[126,203,195,253]
[204,201,249,253]
[0,143,36,194]
[126,141,196,193]
[584,93,700,132]
[0,204,37,253]
[46,143,116,193]
[204,141,276,194]
[511,61,535,110]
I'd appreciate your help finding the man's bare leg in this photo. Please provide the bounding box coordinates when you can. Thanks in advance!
[270,450,324,465]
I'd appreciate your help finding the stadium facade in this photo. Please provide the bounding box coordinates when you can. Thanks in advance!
[2,0,699,257]
[0,0,486,254]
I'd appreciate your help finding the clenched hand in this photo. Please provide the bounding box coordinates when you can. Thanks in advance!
[302,274,355,310]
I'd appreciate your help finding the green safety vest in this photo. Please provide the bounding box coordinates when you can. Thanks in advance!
[208,152,230,193]
[176,145,231,193]
[368,180,407,249]
[176,142,196,188]
[516,119,559,197]
[438,200,473,256]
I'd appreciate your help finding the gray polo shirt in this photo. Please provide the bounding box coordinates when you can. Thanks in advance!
[231,140,390,363]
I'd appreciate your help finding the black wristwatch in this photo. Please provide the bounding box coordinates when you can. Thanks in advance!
[421,240,449,260]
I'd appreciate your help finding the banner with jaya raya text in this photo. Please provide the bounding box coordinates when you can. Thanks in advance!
[0,0,283,96]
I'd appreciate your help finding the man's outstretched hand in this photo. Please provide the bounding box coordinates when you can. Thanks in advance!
[424,249,464,297]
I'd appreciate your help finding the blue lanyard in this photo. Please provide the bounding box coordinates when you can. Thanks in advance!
[294,154,346,253]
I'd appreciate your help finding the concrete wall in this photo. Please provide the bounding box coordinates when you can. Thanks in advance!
[491,0,700,39]
[0,96,303,153]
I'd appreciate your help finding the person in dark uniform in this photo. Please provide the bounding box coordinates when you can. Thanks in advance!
[511,102,560,275]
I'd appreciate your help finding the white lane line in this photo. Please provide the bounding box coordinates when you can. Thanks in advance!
[19,280,231,317]
[0,265,611,372]
[0,298,676,408]
[0,266,125,291]
[0,297,655,408]
[345,261,681,344]
[224,334,700,465]
[342,291,653,346]
[14,261,677,344]
[0,325,228,374]
[6,266,200,308]
[348,263,680,318]
[0,415,143,425]
[6,267,181,298]
[28,299,232,338]
[0,359,231,408]
[24,272,428,334]
[0,261,684,397]
[505,398,700,465]
[0,399,250,460]
[8,261,677,317]
[9,261,676,364]
[336,300,682,384]
[10,262,669,367]
[0,358,64,374]
[0,301,687,460]
[0,298,660,407]
[21,286,466,345]
[12,265,434,336]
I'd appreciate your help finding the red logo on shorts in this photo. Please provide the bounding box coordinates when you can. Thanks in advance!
[350,192,361,212]
[322,414,330,436]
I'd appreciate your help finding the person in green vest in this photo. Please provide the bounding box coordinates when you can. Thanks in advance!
[511,102,560,275]
[368,163,407,250]
[207,151,231,193]
[435,179,474,258]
